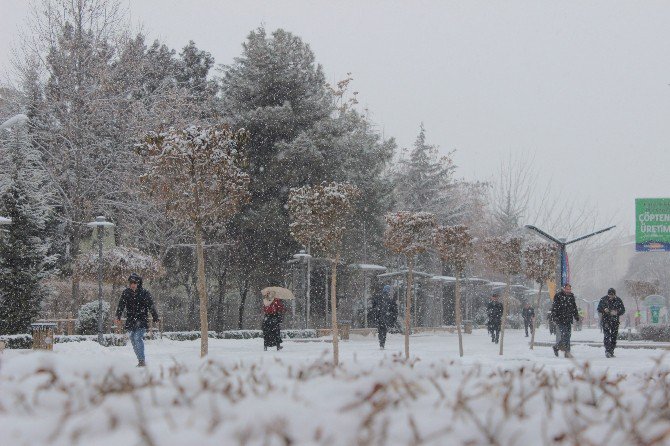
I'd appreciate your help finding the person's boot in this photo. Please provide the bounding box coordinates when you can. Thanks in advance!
[605,351,612,358]
[553,346,559,357]
[564,351,573,359]
[277,345,283,351]
[137,360,146,367]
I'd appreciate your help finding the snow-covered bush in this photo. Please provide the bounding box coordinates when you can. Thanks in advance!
[638,325,670,342]
[0,334,32,349]
[506,313,523,329]
[75,301,110,335]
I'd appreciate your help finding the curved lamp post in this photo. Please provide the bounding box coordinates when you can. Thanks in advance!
[524,225,616,286]
[86,216,115,344]
[293,249,312,329]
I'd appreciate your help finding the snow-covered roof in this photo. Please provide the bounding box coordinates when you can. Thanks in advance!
[430,276,456,282]
[461,277,489,284]
[377,269,433,278]
[348,263,387,271]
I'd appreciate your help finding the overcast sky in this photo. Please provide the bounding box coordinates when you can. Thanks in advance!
[1,0,669,236]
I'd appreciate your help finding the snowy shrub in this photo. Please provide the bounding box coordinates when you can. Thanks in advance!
[638,325,670,342]
[506,313,524,329]
[0,334,32,349]
[617,330,643,341]
[75,301,110,335]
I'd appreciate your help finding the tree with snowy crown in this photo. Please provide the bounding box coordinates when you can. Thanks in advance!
[523,243,557,349]
[289,182,360,366]
[0,122,55,335]
[384,211,436,359]
[137,124,250,356]
[433,224,473,357]
[483,236,523,355]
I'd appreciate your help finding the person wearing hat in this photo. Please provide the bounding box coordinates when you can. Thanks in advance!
[486,293,504,344]
[522,302,535,337]
[370,284,398,350]
[551,283,580,358]
[115,273,159,367]
[597,288,626,358]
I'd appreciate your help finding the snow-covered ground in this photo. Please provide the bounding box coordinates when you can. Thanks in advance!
[2,328,669,445]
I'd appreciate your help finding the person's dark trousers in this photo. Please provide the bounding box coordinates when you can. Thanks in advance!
[378,325,388,348]
[554,323,572,352]
[492,325,501,343]
[603,323,619,355]
[524,319,531,336]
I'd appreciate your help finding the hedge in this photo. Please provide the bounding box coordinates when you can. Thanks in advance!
[0,329,318,349]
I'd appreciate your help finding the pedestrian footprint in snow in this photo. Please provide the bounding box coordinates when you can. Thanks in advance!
[115,273,159,367]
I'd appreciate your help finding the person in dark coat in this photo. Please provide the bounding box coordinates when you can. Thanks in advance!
[262,295,286,351]
[522,302,535,337]
[597,288,626,358]
[486,293,504,343]
[547,310,556,335]
[115,273,159,367]
[551,283,580,358]
[371,284,398,350]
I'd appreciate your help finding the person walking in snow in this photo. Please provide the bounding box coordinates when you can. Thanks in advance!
[597,288,625,358]
[262,293,286,351]
[522,302,535,337]
[371,284,398,350]
[487,293,504,343]
[115,273,159,367]
[551,283,580,358]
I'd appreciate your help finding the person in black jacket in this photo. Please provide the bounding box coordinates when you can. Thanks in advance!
[486,293,504,343]
[115,273,159,367]
[370,284,398,349]
[597,288,626,358]
[522,302,535,337]
[551,284,580,358]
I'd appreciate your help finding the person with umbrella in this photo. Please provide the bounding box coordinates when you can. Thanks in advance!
[261,286,291,351]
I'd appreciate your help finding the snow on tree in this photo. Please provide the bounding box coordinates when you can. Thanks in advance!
[137,124,250,357]
[74,246,165,284]
[75,300,110,335]
[523,242,557,349]
[384,211,436,359]
[0,121,56,335]
[288,182,360,366]
[483,236,523,355]
[433,224,473,357]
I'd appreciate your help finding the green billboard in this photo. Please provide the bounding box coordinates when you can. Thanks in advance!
[636,198,670,252]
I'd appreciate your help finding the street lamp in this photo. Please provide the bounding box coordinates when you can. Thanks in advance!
[293,249,312,329]
[524,225,616,286]
[86,216,115,344]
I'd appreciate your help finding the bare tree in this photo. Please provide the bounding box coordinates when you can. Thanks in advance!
[523,243,557,349]
[384,211,436,359]
[433,225,473,357]
[289,182,360,366]
[483,236,523,355]
[137,124,250,357]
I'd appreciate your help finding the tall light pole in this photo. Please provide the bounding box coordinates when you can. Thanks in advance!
[86,216,115,344]
[293,249,312,329]
[524,225,615,287]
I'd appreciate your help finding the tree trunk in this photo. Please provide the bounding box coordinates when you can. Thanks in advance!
[455,276,463,357]
[331,252,340,365]
[194,219,208,357]
[237,277,250,330]
[530,281,543,350]
[405,257,414,359]
[499,279,510,356]
[70,225,82,315]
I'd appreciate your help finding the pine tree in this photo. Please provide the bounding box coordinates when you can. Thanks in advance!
[0,123,55,335]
